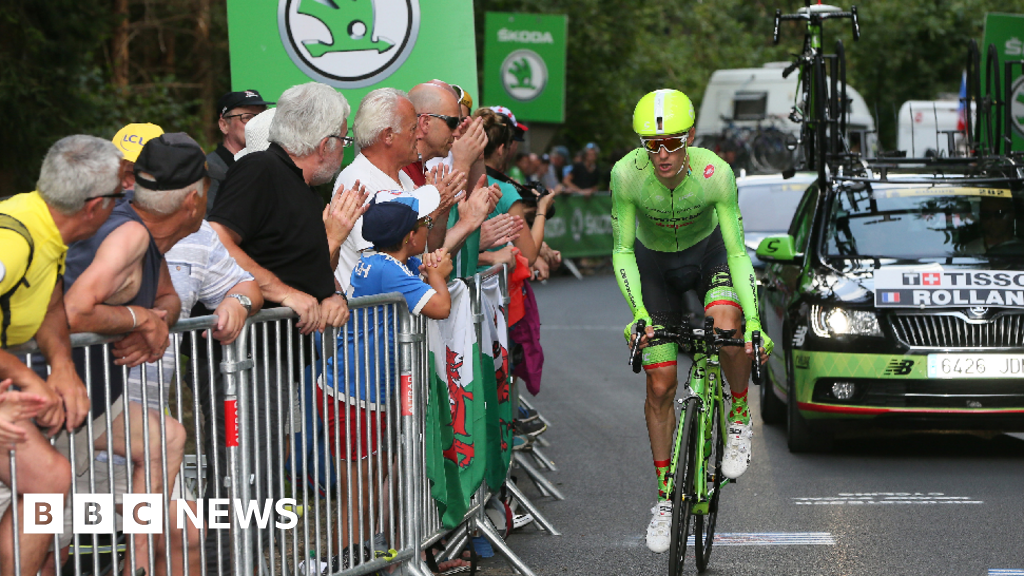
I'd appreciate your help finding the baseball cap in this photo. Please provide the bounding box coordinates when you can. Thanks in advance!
[362,186,442,248]
[217,89,274,117]
[133,133,210,191]
[234,108,277,161]
[112,123,164,163]
[489,106,528,141]
[585,142,601,152]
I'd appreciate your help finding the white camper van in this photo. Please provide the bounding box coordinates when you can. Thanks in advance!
[696,63,876,158]
[896,100,970,157]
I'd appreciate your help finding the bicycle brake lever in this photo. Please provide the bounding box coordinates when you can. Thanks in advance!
[629,319,646,374]
[782,61,800,79]
[773,9,781,45]
[751,331,765,385]
[851,6,860,41]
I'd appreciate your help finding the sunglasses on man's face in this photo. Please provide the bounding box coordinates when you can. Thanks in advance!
[419,113,460,131]
[641,135,688,154]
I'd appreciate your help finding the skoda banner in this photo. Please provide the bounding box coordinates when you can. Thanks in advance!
[981,13,1024,153]
[225,0,478,112]
[483,12,568,123]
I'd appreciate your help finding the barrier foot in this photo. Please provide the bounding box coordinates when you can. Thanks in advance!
[473,516,536,576]
[562,259,584,281]
[505,479,562,535]
[439,523,470,563]
[534,435,552,448]
[518,396,553,429]
[529,445,558,472]
[514,453,565,500]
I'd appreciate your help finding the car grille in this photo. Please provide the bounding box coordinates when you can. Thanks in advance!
[889,311,1024,349]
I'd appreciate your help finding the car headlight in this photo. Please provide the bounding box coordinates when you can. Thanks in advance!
[810,305,883,338]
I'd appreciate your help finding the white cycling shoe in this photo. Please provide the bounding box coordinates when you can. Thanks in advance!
[722,421,753,479]
[646,501,672,553]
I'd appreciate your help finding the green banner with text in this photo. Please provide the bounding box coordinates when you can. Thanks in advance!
[981,13,1024,153]
[544,193,613,258]
[482,12,567,123]
[225,0,478,118]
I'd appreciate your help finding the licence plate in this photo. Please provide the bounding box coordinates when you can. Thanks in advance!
[927,354,1024,379]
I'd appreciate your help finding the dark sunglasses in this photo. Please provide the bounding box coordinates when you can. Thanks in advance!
[641,135,688,154]
[328,134,355,147]
[419,113,460,131]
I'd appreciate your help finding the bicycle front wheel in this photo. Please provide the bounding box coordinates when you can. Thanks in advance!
[668,401,698,576]
[694,395,725,572]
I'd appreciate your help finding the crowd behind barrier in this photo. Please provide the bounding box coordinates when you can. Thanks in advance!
[4,263,556,576]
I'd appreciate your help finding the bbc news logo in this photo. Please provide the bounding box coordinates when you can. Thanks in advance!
[24,495,298,534]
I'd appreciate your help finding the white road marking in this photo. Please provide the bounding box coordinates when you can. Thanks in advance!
[988,570,1024,575]
[685,532,835,546]
[792,492,983,505]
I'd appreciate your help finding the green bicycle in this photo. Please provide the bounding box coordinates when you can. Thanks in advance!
[629,318,764,574]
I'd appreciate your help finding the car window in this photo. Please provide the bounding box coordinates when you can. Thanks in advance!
[738,182,810,232]
[788,182,819,253]
[824,185,1024,258]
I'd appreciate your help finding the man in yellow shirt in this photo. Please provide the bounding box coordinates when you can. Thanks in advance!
[0,135,122,576]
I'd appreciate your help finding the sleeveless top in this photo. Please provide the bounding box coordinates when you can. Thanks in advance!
[65,199,164,416]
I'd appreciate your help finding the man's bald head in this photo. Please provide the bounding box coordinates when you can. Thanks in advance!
[408,83,459,116]
[409,82,461,160]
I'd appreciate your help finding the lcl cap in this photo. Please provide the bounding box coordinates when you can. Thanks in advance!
[133,133,210,191]
[112,123,165,163]
[633,89,695,137]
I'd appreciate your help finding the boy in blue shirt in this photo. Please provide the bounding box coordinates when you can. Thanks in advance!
[317,186,452,568]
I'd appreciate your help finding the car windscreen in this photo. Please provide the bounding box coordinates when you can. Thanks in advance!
[824,185,1024,258]
[738,182,810,232]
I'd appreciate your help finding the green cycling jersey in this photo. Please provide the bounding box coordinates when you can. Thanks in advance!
[610,147,763,342]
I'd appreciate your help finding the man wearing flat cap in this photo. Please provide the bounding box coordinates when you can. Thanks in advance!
[62,132,210,575]
[207,89,273,209]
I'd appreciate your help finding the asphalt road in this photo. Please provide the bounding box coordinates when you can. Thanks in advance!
[482,273,1024,576]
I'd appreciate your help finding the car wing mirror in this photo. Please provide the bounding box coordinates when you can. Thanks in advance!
[755,234,802,263]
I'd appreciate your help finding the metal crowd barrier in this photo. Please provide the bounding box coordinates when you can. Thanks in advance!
[1,263,552,576]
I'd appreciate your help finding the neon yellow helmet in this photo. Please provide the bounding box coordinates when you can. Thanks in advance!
[632,89,695,137]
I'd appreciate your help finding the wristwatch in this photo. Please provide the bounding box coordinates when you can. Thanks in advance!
[226,293,252,314]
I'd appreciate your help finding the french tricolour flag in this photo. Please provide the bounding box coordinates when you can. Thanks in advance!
[957,70,967,132]
[881,292,901,303]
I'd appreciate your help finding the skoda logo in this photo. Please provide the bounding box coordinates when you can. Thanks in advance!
[1012,76,1024,138]
[968,306,989,318]
[501,49,547,101]
[278,0,420,89]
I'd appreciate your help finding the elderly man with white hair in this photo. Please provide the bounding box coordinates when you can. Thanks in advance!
[207,81,366,563]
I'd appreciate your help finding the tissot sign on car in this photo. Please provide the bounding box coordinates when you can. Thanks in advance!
[875,269,1024,307]
[226,0,477,111]
[483,12,567,123]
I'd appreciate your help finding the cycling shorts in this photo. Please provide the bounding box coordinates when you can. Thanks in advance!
[635,226,740,369]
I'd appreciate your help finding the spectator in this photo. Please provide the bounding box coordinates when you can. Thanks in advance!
[208,81,360,560]
[62,133,209,576]
[564,142,603,196]
[333,87,419,290]
[537,153,563,194]
[508,152,529,183]
[0,135,117,576]
[549,145,571,183]
[476,108,539,271]
[111,122,164,191]
[404,81,489,256]
[206,89,273,210]
[320,186,452,568]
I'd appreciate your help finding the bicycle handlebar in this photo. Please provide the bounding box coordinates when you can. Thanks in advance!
[772,5,860,45]
[628,318,766,380]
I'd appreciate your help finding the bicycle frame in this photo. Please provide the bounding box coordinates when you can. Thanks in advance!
[667,344,729,513]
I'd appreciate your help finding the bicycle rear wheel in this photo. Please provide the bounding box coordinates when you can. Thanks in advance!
[668,401,698,576]
[693,395,724,572]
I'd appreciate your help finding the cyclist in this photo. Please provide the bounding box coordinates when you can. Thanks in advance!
[611,89,773,553]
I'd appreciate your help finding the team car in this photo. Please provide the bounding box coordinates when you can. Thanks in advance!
[755,165,1024,451]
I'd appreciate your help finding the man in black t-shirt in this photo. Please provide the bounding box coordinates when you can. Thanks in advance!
[209,82,363,334]
[564,142,603,196]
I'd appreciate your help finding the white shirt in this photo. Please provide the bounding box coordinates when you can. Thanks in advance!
[332,153,416,291]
